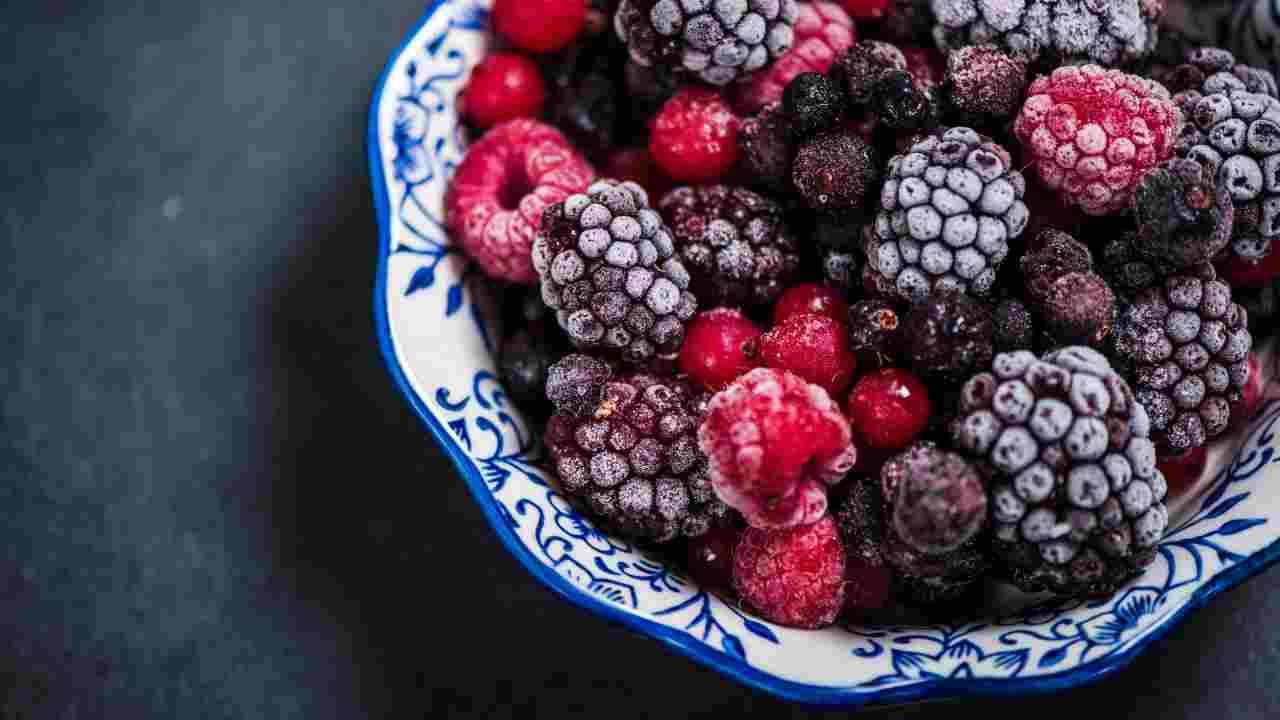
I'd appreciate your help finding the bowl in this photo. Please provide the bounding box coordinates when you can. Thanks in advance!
[369,0,1280,706]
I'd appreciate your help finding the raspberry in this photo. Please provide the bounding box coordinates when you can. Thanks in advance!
[732,1,856,114]
[658,185,800,307]
[650,89,741,184]
[1159,444,1207,494]
[700,368,857,528]
[446,119,594,284]
[544,361,729,541]
[532,179,698,363]
[903,290,994,383]
[791,128,879,211]
[462,52,547,129]
[880,442,987,555]
[678,307,762,392]
[736,103,795,194]
[615,0,800,86]
[686,522,743,590]
[495,0,586,54]
[1112,268,1254,453]
[931,0,1162,67]
[758,313,858,398]
[953,346,1169,598]
[732,515,846,628]
[869,127,1028,301]
[944,45,1028,121]
[1013,65,1181,216]
[773,283,850,325]
[784,72,845,137]
[848,368,931,450]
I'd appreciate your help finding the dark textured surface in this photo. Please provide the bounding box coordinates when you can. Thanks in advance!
[1,2,1279,718]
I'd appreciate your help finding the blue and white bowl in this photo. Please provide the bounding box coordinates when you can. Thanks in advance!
[369,0,1280,706]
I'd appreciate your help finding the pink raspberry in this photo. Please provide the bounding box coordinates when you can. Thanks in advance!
[732,514,846,629]
[733,2,856,115]
[446,119,593,284]
[699,368,857,529]
[1013,65,1181,216]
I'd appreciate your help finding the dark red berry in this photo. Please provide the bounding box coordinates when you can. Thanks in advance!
[758,313,857,398]
[462,52,547,129]
[844,559,893,616]
[839,0,889,19]
[493,0,585,54]
[685,523,742,591]
[1158,444,1208,496]
[678,308,762,392]
[848,368,931,450]
[1218,242,1280,288]
[602,146,673,201]
[650,88,741,184]
[773,283,850,325]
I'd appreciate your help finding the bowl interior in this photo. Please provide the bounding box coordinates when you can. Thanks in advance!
[370,0,1280,705]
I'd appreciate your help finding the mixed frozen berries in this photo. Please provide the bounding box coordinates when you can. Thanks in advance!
[447,7,1278,631]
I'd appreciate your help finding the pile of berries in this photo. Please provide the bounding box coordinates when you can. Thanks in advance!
[447,0,1276,631]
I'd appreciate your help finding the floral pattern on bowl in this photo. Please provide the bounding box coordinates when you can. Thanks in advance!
[368,0,1280,706]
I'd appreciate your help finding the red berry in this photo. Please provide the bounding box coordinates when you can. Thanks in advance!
[493,0,585,54]
[1217,241,1280,288]
[773,283,851,325]
[679,308,762,392]
[839,0,890,19]
[701,368,857,529]
[758,313,857,398]
[848,368,931,450]
[650,89,740,184]
[602,146,673,202]
[685,523,742,591]
[732,515,846,629]
[462,52,546,129]
[1158,444,1208,496]
[843,558,893,616]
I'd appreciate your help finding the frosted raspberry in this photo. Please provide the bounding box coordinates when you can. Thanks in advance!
[733,2,856,114]
[1013,65,1182,216]
[447,120,594,283]
[732,515,846,628]
[699,368,857,529]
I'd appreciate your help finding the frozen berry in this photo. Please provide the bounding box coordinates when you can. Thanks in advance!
[463,52,547,129]
[847,298,904,365]
[774,283,850,325]
[603,146,673,201]
[650,88,741,184]
[495,0,586,54]
[993,298,1036,352]
[678,308,762,392]
[1021,229,1093,304]
[732,1,856,115]
[944,44,1027,121]
[686,523,743,590]
[1159,444,1208,494]
[791,128,878,211]
[700,368,857,528]
[848,368,931,450]
[831,40,907,106]
[832,478,893,614]
[1218,241,1280,288]
[1132,157,1234,270]
[1043,272,1117,347]
[737,103,795,194]
[880,442,987,554]
[904,290,994,383]
[784,72,845,137]
[545,353,612,416]
[840,0,890,20]
[732,515,846,628]
[1013,65,1181,216]
[446,119,594,284]
[544,43,620,160]
[758,313,858,398]
[871,69,935,130]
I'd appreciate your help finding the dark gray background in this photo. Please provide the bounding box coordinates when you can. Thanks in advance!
[1,2,1277,717]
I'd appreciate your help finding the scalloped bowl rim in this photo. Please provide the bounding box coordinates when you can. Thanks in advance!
[368,0,1280,707]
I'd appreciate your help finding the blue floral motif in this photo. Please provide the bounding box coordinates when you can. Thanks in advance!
[371,0,1280,706]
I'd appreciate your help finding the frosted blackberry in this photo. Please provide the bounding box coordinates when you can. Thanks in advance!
[1020,229,1094,305]
[783,72,844,137]
[1112,268,1254,454]
[830,41,908,107]
[880,442,987,555]
[657,185,801,307]
[1159,47,1278,103]
[930,0,1162,67]
[614,0,799,87]
[903,289,994,383]
[952,346,1169,598]
[792,129,879,211]
[868,127,1029,302]
[1132,157,1235,270]
[1172,72,1280,265]
[544,364,729,542]
[534,179,698,364]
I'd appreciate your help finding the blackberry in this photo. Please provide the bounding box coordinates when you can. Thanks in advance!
[1099,232,1165,302]
[1042,272,1117,348]
[533,179,698,364]
[1132,157,1235,270]
[1020,229,1094,305]
[1112,268,1254,454]
[930,0,1162,67]
[783,72,844,138]
[903,289,995,384]
[737,102,795,194]
[614,0,799,87]
[1172,68,1280,264]
[869,127,1029,302]
[830,41,908,107]
[880,442,987,555]
[545,353,613,417]
[657,185,801,307]
[871,69,937,130]
[882,528,989,607]
[791,128,880,212]
[544,361,729,542]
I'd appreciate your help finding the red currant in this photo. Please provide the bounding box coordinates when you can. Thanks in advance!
[462,52,546,129]
[493,0,586,54]
[650,89,740,184]
[678,308,762,392]
[847,368,931,450]
[758,313,857,399]
[773,282,850,325]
